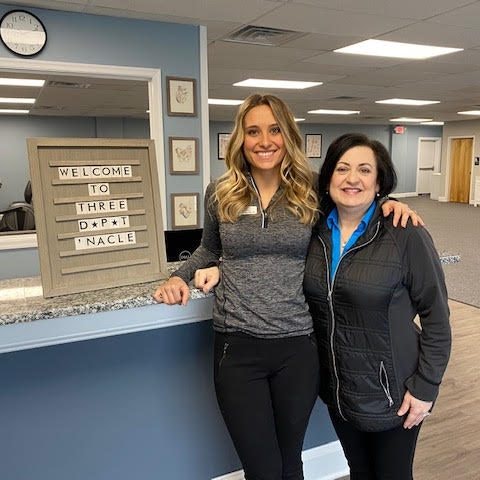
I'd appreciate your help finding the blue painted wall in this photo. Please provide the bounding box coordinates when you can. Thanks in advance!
[0,317,336,480]
[0,2,203,229]
[209,120,442,192]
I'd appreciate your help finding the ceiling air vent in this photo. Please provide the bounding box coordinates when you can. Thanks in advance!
[223,25,304,46]
[47,81,91,89]
[331,96,363,101]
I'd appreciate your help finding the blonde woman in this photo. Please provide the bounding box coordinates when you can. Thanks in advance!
[153,94,417,480]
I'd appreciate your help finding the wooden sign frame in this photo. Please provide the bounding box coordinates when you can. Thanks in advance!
[27,138,168,297]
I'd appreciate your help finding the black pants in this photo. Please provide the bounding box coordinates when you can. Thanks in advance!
[329,409,422,480]
[214,331,319,480]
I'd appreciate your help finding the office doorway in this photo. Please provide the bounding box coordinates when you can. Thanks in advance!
[416,137,441,195]
[449,137,473,203]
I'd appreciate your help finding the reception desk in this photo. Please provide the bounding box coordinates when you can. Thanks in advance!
[0,264,213,354]
[0,264,341,480]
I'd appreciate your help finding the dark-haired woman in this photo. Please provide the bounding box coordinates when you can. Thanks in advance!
[303,133,451,480]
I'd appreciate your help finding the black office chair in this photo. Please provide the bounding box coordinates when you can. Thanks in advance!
[0,181,35,232]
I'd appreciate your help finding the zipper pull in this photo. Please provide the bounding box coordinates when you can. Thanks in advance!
[264,212,268,228]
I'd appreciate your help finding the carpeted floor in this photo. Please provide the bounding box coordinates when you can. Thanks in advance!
[402,196,479,308]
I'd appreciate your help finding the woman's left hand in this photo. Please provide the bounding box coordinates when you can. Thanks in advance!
[397,390,433,429]
[381,200,425,228]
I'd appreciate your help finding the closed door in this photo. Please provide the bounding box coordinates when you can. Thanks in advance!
[417,139,437,194]
[449,138,472,203]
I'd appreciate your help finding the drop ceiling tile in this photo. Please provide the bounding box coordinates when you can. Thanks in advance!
[89,0,284,23]
[290,0,475,20]
[253,3,413,36]
[379,21,480,49]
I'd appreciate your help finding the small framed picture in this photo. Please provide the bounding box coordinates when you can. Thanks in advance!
[218,132,232,160]
[166,76,197,116]
[305,134,322,158]
[169,137,199,175]
[171,193,200,230]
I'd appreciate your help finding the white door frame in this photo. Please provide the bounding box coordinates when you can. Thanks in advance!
[0,56,164,250]
[444,135,475,203]
[415,137,442,195]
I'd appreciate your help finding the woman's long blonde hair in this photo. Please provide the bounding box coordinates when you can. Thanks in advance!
[214,94,318,224]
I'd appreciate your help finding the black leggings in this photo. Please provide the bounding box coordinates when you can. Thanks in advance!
[214,332,319,480]
[329,409,422,480]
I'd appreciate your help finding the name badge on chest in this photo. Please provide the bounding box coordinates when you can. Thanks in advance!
[240,205,258,215]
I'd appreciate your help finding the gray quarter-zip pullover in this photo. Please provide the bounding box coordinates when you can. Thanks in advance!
[172,180,313,338]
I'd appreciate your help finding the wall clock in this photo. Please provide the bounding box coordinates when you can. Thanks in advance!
[0,10,47,57]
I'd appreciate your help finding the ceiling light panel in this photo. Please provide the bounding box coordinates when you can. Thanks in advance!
[421,121,444,125]
[0,97,36,104]
[208,98,244,105]
[308,109,360,115]
[376,98,440,106]
[390,117,432,122]
[458,110,480,115]
[234,79,322,89]
[0,109,30,114]
[335,39,463,59]
[0,78,45,87]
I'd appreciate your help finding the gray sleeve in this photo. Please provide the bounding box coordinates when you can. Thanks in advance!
[171,182,222,283]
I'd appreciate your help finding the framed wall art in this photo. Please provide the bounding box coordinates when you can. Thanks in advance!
[217,132,232,160]
[169,137,199,174]
[305,134,322,159]
[166,76,197,116]
[27,137,168,297]
[171,193,200,230]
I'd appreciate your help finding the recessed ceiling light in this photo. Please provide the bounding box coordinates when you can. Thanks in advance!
[376,98,440,106]
[0,78,45,87]
[0,109,30,114]
[335,39,463,59]
[294,117,305,122]
[0,97,36,104]
[390,117,432,122]
[421,121,444,125]
[458,110,480,115]
[308,109,360,115]
[208,98,244,105]
[233,78,322,89]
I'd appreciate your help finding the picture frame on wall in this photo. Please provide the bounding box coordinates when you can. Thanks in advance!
[305,134,322,158]
[217,132,232,160]
[169,137,199,175]
[171,193,200,230]
[166,76,197,116]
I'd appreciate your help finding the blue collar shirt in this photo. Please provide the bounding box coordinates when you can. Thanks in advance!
[326,201,377,281]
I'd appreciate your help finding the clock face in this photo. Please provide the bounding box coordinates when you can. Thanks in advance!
[0,10,47,57]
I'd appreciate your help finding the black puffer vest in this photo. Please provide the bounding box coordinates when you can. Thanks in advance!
[303,205,450,432]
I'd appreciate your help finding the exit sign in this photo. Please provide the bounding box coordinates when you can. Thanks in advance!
[393,125,406,134]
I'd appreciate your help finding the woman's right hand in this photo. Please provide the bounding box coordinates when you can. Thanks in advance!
[152,276,190,305]
[194,266,220,293]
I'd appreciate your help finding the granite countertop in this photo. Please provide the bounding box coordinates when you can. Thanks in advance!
[0,262,211,326]
[0,255,460,327]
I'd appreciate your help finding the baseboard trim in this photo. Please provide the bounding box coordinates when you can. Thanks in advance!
[211,440,349,480]
[438,196,448,202]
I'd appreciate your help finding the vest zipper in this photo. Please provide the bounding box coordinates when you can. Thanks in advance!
[379,360,394,407]
[318,220,381,421]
